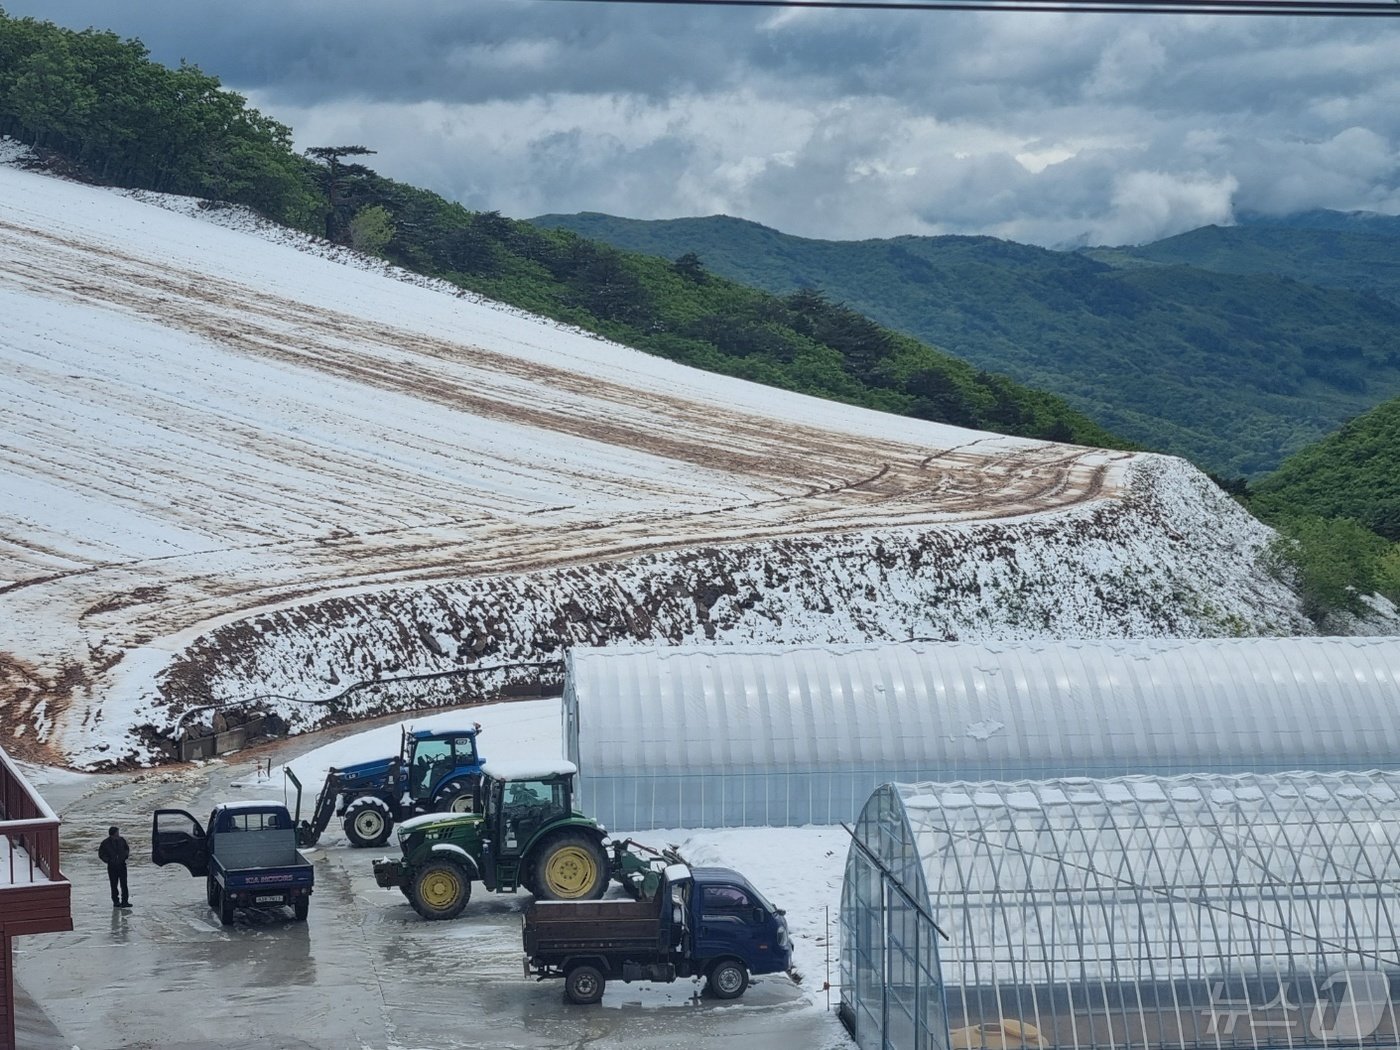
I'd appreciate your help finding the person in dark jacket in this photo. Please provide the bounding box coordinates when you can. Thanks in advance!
[98,825,131,908]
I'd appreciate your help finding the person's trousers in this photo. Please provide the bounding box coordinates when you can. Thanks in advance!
[108,864,129,905]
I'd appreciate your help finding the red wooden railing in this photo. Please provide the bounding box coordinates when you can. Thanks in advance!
[0,747,71,1050]
[0,749,63,885]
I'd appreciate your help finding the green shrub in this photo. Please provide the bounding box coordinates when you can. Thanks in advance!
[1266,515,1397,622]
[348,204,394,257]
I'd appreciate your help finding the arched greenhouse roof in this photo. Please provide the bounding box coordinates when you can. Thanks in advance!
[563,636,1400,830]
[854,770,1400,984]
[842,770,1400,1050]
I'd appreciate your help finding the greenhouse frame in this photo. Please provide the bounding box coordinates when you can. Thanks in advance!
[562,637,1400,830]
[840,770,1400,1050]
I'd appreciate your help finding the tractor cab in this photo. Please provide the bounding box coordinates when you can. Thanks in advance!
[478,760,605,897]
[487,769,573,856]
[399,725,482,807]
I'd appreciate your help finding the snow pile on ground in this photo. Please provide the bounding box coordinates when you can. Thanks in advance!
[0,138,31,165]
[101,453,1307,768]
[0,148,1338,769]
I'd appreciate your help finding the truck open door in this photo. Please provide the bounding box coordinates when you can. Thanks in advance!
[151,809,210,877]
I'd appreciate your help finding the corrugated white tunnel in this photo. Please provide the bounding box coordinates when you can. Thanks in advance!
[563,636,1400,831]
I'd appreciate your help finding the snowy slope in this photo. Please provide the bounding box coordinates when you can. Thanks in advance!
[0,147,1320,767]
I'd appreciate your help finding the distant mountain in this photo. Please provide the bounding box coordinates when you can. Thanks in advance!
[531,212,1400,476]
[1239,209,1400,237]
[1252,396,1400,541]
[1085,222,1400,303]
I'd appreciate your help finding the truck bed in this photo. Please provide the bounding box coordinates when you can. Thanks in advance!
[214,829,311,873]
[524,896,668,956]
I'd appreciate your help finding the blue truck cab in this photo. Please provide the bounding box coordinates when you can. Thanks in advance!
[523,863,795,1004]
[152,801,315,926]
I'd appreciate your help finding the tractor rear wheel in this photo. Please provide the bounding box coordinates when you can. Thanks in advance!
[344,797,393,848]
[533,832,609,901]
[410,860,472,921]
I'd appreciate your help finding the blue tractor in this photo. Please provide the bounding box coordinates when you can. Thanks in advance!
[288,724,485,848]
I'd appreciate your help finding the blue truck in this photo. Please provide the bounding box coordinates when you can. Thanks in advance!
[522,863,795,1004]
[151,801,315,925]
[288,723,485,848]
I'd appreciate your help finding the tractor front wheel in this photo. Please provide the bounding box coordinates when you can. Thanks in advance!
[410,860,472,921]
[344,797,393,848]
[533,832,609,901]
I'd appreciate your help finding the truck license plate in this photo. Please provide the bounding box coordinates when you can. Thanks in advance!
[255,894,283,904]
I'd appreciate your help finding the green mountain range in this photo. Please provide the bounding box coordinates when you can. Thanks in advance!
[530,212,1400,477]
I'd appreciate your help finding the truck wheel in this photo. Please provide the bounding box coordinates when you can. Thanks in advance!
[706,960,749,1000]
[410,860,472,921]
[206,874,218,908]
[565,964,606,1005]
[534,832,609,900]
[344,797,393,847]
[218,887,235,927]
[434,777,478,813]
[293,897,309,922]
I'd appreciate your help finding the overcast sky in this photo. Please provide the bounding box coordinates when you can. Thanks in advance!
[11,0,1400,246]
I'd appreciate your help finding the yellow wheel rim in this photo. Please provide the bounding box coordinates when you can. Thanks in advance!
[544,845,598,898]
[421,869,462,909]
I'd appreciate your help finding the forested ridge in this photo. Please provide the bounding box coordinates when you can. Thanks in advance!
[1243,396,1400,623]
[1253,398,1400,541]
[0,8,1113,450]
[1086,222,1400,305]
[0,10,318,227]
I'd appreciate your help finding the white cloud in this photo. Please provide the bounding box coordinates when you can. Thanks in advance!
[1087,28,1168,99]
[1095,170,1239,245]
[12,2,1400,245]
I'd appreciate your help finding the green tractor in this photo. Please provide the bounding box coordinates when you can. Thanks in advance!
[374,760,624,920]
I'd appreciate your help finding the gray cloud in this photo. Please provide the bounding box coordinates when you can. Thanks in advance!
[9,1,1400,245]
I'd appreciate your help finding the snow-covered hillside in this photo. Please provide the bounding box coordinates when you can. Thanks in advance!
[0,149,1316,767]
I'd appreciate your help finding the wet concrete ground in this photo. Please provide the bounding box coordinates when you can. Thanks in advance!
[15,745,851,1050]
